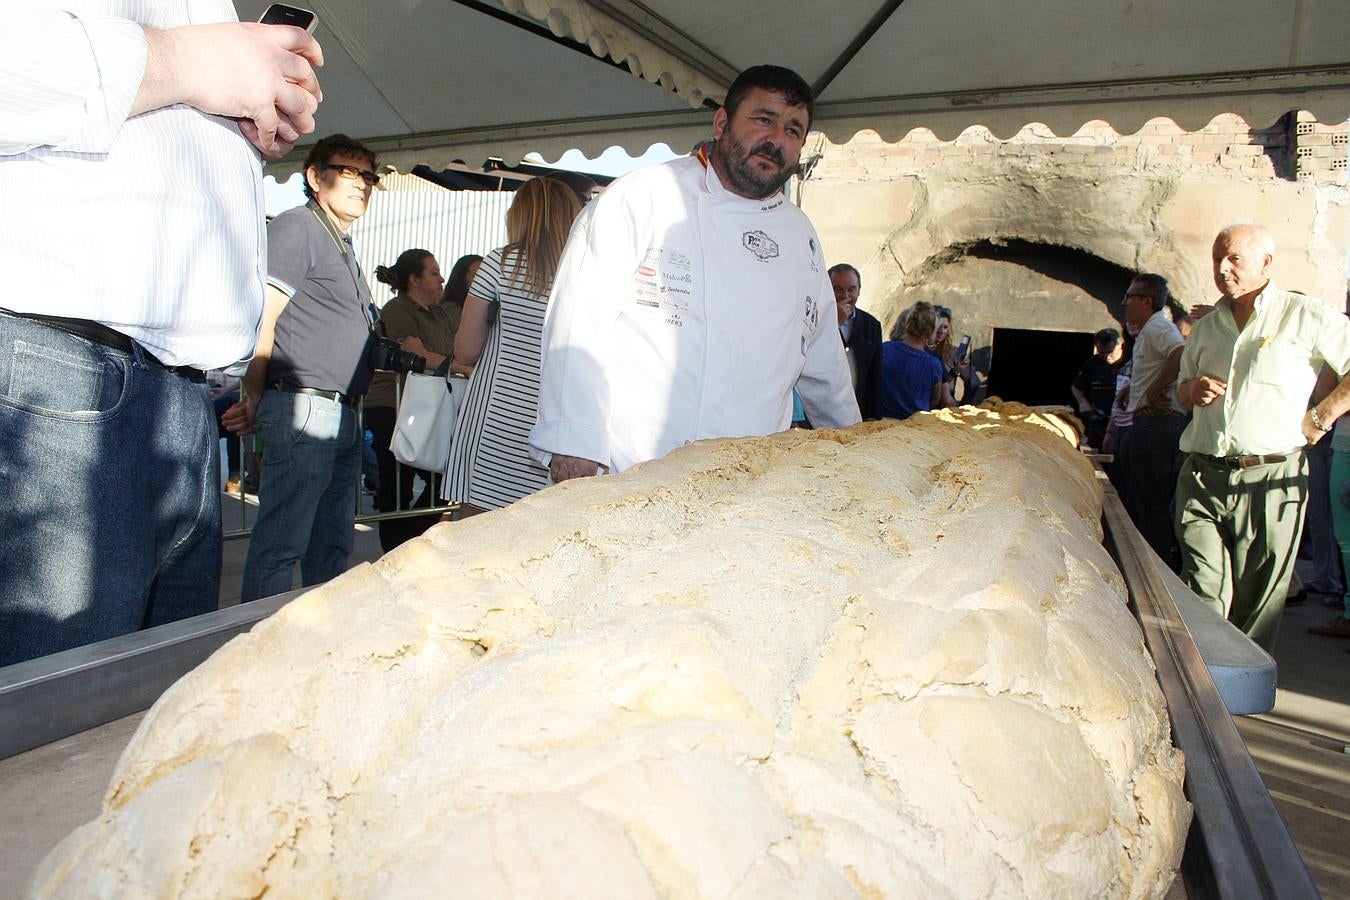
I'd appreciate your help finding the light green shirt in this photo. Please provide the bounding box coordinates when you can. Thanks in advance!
[1179,282,1350,456]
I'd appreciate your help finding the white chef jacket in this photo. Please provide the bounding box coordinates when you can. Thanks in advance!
[531,152,859,473]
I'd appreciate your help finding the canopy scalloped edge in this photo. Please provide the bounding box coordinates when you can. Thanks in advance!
[814,67,1350,143]
[501,0,726,109]
[262,68,1349,179]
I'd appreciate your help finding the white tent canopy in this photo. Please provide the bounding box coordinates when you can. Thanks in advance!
[242,0,1350,177]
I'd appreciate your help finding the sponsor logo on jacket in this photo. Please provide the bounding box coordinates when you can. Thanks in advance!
[742,231,779,261]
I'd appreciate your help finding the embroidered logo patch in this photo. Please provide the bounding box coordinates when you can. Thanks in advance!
[742,231,779,261]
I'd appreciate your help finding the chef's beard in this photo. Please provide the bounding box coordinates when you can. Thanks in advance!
[712,137,795,199]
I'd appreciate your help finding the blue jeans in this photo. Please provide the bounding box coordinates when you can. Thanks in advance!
[240,390,361,602]
[0,314,220,666]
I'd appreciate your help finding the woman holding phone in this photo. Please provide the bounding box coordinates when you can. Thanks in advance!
[930,306,977,406]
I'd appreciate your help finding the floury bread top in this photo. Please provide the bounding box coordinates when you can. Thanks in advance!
[31,406,1189,898]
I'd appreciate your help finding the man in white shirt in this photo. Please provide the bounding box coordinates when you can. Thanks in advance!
[1176,223,1350,651]
[531,65,860,481]
[1121,274,1187,570]
[0,3,323,665]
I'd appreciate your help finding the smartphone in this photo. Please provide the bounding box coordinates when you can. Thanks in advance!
[258,3,318,33]
[955,334,971,359]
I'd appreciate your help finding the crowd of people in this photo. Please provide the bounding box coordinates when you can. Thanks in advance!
[1070,226,1350,651]
[0,45,868,665]
[1,4,1345,673]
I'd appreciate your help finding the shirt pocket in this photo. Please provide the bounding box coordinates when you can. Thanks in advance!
[1248,342,1305,387]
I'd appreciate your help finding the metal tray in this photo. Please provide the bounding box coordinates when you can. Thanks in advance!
[0,486,1319,897]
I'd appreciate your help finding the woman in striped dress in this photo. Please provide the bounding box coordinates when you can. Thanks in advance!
[444,178,582,515]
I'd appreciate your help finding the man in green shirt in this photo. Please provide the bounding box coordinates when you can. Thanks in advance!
[1174,223,1350,651]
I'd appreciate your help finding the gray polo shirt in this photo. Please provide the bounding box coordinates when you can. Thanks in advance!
[266,203,375,397]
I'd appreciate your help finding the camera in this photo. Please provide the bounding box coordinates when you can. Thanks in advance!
[368,336,426,374]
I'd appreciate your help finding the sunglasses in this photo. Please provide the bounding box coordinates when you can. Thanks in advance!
[323,164,380,187]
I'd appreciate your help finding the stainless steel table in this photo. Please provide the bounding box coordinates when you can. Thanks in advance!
[0,482,1318,898]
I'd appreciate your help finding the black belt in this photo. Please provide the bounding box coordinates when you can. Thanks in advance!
[3,310,206,382]
[271,381,359,407]
[1133,405,1185,418]
[1195,451,1299,469]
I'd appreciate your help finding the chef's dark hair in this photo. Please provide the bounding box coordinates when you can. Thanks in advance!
[723,65,814,129]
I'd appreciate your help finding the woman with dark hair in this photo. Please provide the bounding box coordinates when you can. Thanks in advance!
[445,178,582,516]
[438,253,483,343]
[878,301,946,420]
[365,248,452,551]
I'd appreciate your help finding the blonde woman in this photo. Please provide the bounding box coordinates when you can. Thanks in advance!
[878,301,946,420]
[444,178,582,516]
[929,305,959,408]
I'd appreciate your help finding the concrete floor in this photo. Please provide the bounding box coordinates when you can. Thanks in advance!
[1,493,1348,896]
[1235,600,1350,897]
[217,484,390,608]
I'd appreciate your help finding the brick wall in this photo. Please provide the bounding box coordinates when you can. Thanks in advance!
[811,114,1348,186]
[1295,112,1350,184]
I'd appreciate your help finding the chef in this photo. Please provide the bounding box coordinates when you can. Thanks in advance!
[531,64,859,480]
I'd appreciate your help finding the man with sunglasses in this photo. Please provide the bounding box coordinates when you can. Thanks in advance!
[0,3,323,665]
[1121,273,1186,571]
[223,134,384,602]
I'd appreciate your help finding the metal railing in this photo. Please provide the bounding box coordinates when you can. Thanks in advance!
[220,387,457,540]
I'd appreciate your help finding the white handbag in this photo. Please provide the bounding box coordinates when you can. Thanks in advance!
[391,371,466,474]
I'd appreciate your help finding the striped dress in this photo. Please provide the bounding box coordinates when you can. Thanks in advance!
[444,247,551,509]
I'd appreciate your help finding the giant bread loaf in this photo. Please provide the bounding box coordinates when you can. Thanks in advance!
[30,406,1190,898]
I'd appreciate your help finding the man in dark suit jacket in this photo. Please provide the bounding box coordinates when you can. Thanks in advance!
[830,263,883,419]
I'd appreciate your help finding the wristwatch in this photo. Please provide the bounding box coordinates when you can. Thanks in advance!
[1310,407,1330,432]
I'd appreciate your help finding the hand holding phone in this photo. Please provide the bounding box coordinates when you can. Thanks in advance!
[955,334,971,362]
[258,3,318,33]
[228,4,321,157]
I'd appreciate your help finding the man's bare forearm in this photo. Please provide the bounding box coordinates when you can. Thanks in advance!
[1311,371,1350,429]
[243,286,290,399]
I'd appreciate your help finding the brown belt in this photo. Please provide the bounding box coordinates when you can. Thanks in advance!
[1194,451,1299,469]
[1132,405,1185,418]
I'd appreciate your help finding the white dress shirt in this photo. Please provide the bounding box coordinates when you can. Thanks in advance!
[531,153,859,473]
[0,1,266,370]
[1126,310,1185,413]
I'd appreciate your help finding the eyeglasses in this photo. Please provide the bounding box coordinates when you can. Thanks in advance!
[936,306,952,318]
[324,164,380,187]
[1123,292,1152,302]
